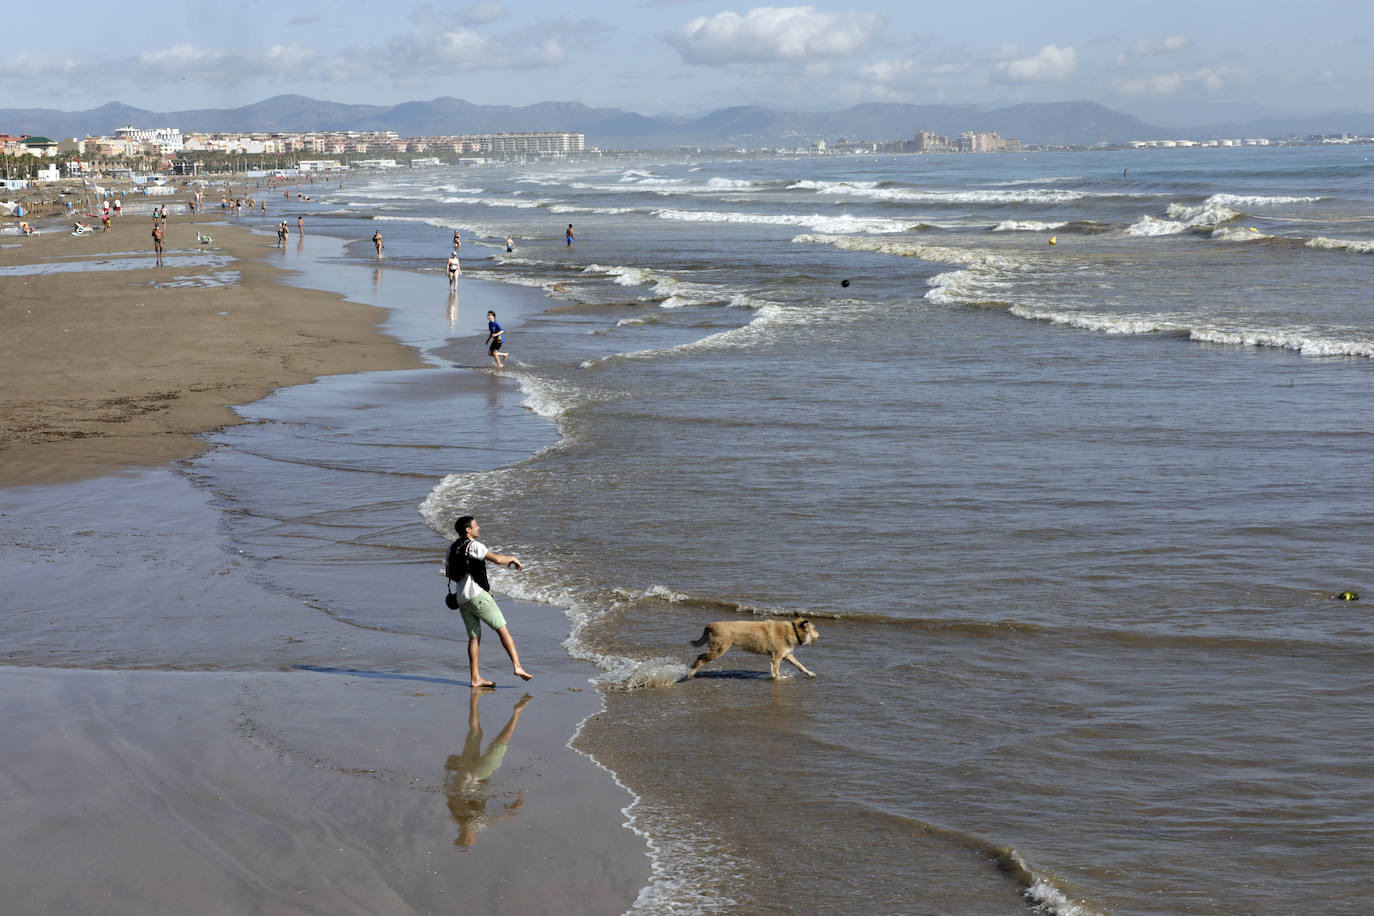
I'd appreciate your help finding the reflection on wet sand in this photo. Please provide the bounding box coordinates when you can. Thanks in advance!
[444,691,531,848]
[447,293,460,332]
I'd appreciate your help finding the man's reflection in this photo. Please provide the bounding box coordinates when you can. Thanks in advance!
[444,691,532,848]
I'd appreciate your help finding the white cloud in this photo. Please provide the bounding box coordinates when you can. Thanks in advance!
[668,6,884,65]
[1115,67,1232,96]
[860,58,917,84]
[860,57,962,86]
[993,44,1077,83]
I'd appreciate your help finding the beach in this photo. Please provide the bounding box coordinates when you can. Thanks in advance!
[0,209,426,487]
[1,203,649,913]
[7,149,1374,914]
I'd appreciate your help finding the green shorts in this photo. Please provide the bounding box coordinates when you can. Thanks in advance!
[457,590,507,639]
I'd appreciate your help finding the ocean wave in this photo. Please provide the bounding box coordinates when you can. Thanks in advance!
[794,233,1028,271]
[1187,324,1374,357]
[581,298,789,368]
[1008,304,1374,358]
[438,195,548,209]
[1307,236,1374,255]
[1210,226,1270,242]
[788,179,1091,204]
[370,213,508,240]
[1127,198,1242,236]
[654,208,914,234]
[993,220,1068,232]
[580,263,729,309]
[548,204,642,215]
[1206,192,1321,206]
[1124,215,1191,237]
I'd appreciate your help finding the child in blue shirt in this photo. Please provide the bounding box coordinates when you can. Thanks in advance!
[486,311,506,368]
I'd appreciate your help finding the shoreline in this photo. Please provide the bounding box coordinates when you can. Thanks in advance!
[0,207,425,488]
[1,207,651,911]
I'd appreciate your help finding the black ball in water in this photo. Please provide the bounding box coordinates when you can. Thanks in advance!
[841,279,851,288]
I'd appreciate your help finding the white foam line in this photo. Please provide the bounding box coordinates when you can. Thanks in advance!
[655,209,914,234]
[787,179,1094,204]
[1308,236,1374,255]
[1007,304,1374,357]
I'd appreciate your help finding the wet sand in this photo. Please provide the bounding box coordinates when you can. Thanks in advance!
[0,210,424,487]
[0,211,649,912]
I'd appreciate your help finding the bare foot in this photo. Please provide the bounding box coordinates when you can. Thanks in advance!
[514,666,533,681]
[471,677,495,688]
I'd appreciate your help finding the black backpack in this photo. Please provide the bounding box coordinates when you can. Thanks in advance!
[444,538,470,609]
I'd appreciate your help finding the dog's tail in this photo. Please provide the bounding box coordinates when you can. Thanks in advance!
[690,626,712,647]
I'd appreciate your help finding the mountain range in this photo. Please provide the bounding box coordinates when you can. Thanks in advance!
[3,95,1372,149]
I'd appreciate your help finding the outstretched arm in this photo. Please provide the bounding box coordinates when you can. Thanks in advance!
[484,550,524,571]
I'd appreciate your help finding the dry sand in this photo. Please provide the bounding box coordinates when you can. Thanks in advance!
[0,209,424,487]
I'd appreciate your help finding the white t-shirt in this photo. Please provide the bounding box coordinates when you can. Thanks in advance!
[457,539,488,602]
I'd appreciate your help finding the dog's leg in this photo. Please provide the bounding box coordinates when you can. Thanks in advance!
[783,652,815,678]
[688,640,730,677]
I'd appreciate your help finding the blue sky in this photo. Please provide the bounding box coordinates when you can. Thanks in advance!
[2,1,1369,125]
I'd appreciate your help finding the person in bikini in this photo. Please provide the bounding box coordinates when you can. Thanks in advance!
[447,251,462,290]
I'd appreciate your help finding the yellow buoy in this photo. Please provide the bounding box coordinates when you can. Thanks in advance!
[1048,236,1057,246]
[1337,591,1360,601]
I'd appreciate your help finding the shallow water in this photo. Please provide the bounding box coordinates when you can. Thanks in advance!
[164,149,1374,913]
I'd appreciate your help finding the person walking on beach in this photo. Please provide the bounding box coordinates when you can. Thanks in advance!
[151,221,164,266]
[372,229,384,258]
[446,516,531,687]
[565,223,574,246]
[453,230,461,250]
[486,310,506,368]
[297,216,304,235]
[277,221,288,249]
[447,251,462,290]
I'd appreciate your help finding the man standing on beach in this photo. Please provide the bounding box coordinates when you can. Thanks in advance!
[151,221,164,266]
[565,224,574,246]
[486,310,505,367]
[446,516,532,687]
[447,251,462,290]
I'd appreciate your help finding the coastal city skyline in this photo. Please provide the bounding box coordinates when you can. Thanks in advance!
[2,1,1371,126]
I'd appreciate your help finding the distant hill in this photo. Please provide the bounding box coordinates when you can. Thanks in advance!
[1,94,1369,150]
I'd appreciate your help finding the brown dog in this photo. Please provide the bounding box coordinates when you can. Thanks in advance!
[687,618,820,679]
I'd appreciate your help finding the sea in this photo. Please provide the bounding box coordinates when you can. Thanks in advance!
[199,145,1374,914]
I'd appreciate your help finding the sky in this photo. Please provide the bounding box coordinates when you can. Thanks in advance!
[2,0,1370,125]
